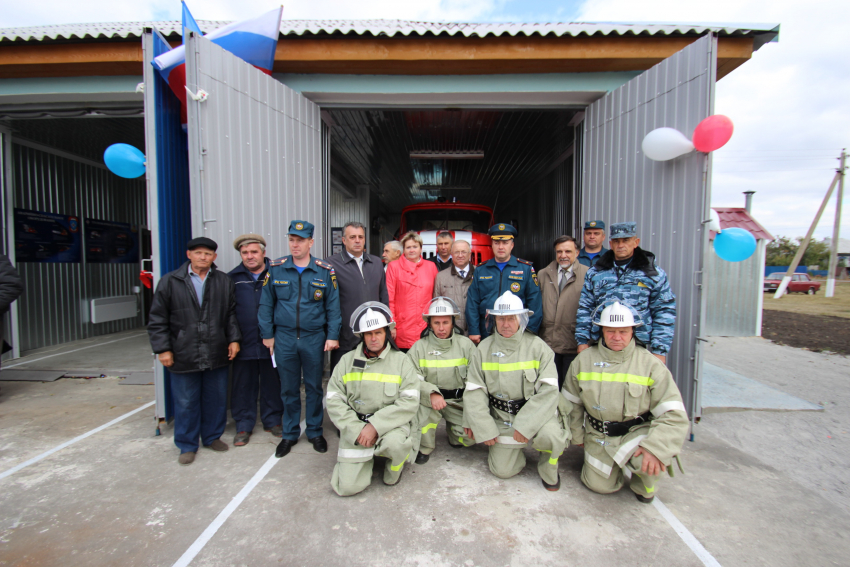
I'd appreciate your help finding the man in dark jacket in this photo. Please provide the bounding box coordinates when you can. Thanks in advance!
[0,254,23,365]
[325,222,388,371]
[148,237,241,466]
[229,234,283,447]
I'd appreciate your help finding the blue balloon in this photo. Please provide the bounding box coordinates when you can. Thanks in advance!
[714,227,756,262]
[104,143,146,179]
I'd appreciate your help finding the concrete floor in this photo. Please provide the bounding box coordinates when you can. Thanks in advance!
[1,333,849,566]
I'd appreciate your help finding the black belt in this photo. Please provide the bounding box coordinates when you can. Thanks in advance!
[489,395,526,415]
[439,388,465,400]
[356,412,374,423]
[586,412,651,437]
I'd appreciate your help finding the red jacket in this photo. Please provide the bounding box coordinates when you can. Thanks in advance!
[386,257,438,349]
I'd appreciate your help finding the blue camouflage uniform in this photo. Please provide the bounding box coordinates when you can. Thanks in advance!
[575,223,676,355]
[465,224,542,338]
[258,222,341,442]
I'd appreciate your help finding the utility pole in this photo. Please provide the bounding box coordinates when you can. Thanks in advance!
[773,151,845,299]
[826,149,846,297]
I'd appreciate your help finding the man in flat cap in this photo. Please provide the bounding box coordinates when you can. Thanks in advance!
[228,234,283,446]
[259,220,341,459]
[148,237,242,466]
[577,220,608,268]
[575,222,677,364]
[465,223,542,344]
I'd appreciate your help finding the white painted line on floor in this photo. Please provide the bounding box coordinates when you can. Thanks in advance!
[653,497,722,567]
[0,400,156,481]
[172,418,308,567]
[2,332,148,370]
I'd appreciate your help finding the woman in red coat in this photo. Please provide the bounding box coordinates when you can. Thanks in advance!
[386,231,438,350]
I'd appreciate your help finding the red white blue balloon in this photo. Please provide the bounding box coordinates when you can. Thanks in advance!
[104,144,146,179]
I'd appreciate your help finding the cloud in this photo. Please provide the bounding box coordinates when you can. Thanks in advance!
[576,0,850,239]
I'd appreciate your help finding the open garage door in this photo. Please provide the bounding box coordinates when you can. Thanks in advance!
[581,34,716,424]
[184,33,324,270]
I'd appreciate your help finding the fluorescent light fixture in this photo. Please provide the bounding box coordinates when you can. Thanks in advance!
[410,151,484,160]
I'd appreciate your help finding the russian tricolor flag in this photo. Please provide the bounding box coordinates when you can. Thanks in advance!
[152,5,283,126]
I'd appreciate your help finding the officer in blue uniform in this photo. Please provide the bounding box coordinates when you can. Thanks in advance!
[465,223,542,344]
[258,220,342,458]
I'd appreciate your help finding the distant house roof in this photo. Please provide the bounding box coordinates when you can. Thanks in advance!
[824,237,850,255]
[711,207,774,241]
[0,20,781,47]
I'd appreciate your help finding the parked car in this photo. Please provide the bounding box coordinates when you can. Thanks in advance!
[763,272,821,295]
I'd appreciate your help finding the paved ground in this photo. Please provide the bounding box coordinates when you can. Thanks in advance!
[1,332,849,566]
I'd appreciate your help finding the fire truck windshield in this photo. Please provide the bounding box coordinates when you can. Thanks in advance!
[403,209,492,233]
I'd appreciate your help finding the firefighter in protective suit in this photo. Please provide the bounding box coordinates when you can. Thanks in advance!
[326,302,420,496]
[408,297,477,465]
[562,301,688,503]
[463,291,569,491]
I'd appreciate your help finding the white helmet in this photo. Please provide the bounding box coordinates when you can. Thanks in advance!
[486,291,532,316]
[592,301,643,328]
[485,291,531,336]
[422,296,461,322]
[350,302,396,335]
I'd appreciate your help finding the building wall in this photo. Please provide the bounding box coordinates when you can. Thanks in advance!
[328,185,369,257]
[12,143,146,351]
[704,239,765,337]
[500,157,574,271]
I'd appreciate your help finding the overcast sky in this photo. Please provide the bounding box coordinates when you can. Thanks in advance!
[1,0,847,241]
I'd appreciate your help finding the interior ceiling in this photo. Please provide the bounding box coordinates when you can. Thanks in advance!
[6,117,145,163]
[328,108,577,212]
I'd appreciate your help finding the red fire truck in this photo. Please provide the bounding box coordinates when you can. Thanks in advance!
[398,200,494,266]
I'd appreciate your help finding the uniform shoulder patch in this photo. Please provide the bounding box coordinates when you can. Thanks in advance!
[314,259,333,270]
[270,256,288,266]
[516,258,533,267]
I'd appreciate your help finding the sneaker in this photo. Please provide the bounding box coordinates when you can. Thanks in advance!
[234,431,251,446]
[204,439,229,452]
[178,452,196,466]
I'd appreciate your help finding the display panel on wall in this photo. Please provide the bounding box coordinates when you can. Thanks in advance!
[14,208,82,263]
[85,219,140,264]
[331,227,344,255]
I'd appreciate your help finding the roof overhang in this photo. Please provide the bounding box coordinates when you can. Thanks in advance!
[0,20,779,81]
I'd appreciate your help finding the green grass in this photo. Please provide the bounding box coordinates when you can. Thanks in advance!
[763,280,850,319]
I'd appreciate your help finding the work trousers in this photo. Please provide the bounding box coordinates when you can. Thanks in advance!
[275,330,325,441]
[416,399,473,455]
[485,418,568,486]
[230,358,283,433]
[330,345,353,373]
[331,426,414,496]
[580,448,660,498]
[170,366,228,453]
[553,352,577,391]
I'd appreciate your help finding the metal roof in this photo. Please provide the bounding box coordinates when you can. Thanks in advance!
[712,207,775,241]
[0,19,780,47]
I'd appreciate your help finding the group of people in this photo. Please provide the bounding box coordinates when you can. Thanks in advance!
[147,216,687,503]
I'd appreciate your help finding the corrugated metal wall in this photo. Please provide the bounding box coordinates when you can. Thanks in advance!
[500,157,574,271]
[184,35,323,271]
[12,143,146,351]
[328,186,370,254]
[703,239,765,336]
[581,35,715,421]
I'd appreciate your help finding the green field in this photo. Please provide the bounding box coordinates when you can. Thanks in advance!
[763,280,850,319]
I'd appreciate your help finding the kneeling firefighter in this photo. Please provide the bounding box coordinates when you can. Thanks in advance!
[326,302,420,496]
[407,297,477,464]
[561,301,688,503]
[463,291,569,491]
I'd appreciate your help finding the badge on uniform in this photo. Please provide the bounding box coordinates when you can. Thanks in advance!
[313,288,323,301]
[331,271,337,289]
[492,352,506,357]
[593,361,611,368]
[263,272,270,286]
[638,282,648,288]
[510,282,520,292]
[428,350,443,356]
[532,271,539,287]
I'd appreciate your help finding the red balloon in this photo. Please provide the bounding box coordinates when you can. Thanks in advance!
[693,115,734,152]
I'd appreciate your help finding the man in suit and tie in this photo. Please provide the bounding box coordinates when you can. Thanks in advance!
[537,236,588,389]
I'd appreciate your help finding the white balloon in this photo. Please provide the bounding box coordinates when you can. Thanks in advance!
[708,208,722,234]
[641,127,695,161]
